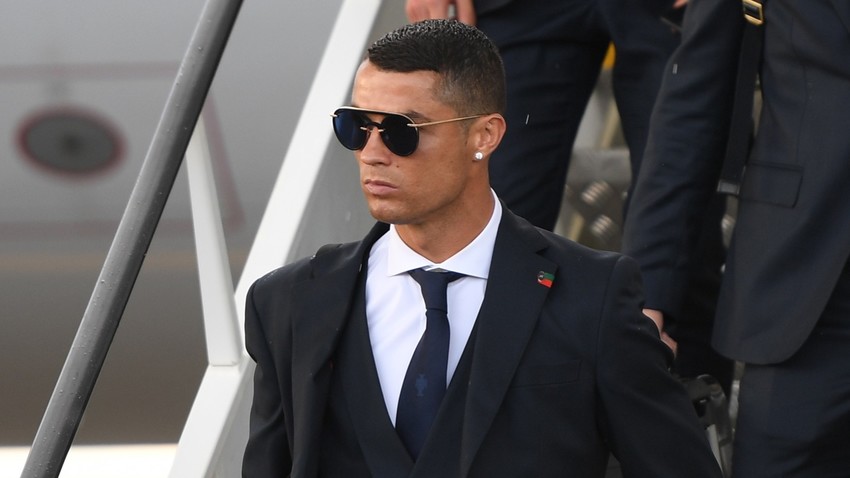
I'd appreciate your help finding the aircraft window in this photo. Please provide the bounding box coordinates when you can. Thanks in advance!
[17,108,123,176]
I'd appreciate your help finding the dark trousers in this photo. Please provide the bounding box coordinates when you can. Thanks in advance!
[477,0,680,230]
[477,0,609,230]
[670,195,734,393]
[733,259,850,477]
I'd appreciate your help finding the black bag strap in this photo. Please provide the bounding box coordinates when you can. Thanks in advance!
[717,0,766,195]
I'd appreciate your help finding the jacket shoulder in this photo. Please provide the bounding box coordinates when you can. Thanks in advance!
[250,241,361,296]
[537,227,628,269]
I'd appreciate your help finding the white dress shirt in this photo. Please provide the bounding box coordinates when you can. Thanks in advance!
[365,192,502,424]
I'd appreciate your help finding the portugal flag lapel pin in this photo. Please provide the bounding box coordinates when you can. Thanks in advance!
[537,271,554,288]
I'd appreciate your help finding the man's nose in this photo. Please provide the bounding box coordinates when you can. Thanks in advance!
[359,126,391,162]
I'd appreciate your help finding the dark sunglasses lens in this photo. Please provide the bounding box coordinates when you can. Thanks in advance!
[380,114,418,156]
[332,109,367,151]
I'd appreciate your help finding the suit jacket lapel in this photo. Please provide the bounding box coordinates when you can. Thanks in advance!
[289,222,389,477]
[460,210,557,475]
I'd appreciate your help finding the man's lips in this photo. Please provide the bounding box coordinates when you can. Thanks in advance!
[363,179,397,196]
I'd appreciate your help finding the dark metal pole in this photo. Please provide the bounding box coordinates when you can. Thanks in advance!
[21,1,243,476]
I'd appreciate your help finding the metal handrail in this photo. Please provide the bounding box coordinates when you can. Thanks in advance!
[168,2,387,474]
[20,1,243,476]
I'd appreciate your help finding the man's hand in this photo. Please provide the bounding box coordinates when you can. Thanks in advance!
[643,308,678,355]
[406,0,477,25]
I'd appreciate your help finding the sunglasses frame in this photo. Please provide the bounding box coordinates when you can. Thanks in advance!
[332,106,486,156]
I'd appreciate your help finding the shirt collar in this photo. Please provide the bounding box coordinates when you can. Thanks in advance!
[386,190,502,279]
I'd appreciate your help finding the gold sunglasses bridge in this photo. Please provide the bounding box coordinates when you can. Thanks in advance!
[360,125,386,133]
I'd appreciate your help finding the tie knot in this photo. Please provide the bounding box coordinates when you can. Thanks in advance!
[408,268,463,312]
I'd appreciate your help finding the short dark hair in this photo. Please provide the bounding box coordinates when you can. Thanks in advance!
[367,19,506,116]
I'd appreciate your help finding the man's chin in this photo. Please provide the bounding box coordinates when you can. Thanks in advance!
[368,206,409,226]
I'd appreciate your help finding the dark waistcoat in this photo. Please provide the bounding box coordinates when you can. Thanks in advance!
[318,273,477,478]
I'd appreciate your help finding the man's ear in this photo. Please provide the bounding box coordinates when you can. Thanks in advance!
[471,113,506,158]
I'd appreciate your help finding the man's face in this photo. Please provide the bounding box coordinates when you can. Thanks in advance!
[350,60,481,228]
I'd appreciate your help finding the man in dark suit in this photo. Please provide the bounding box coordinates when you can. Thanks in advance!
[405,0,739,388]
[622,0,850,475]
[243,19,721,477]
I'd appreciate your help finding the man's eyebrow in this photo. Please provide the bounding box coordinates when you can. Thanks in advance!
[404,111,428,122]
[345,104,428,122]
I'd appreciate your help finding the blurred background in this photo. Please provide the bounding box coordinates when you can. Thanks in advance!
[0,0,346,446]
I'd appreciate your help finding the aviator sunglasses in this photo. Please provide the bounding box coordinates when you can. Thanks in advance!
[331,106,486,157]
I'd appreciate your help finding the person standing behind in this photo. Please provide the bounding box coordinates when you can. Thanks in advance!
[622,0,850,475]
[242,19,721,478]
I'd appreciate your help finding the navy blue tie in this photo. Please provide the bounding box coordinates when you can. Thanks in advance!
[396,268,463,460]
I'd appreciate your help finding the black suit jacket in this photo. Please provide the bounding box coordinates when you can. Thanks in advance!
[243,208,721,477]
[622,0,850,364]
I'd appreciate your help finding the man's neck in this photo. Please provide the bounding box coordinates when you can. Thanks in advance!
[395,192,495,263]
